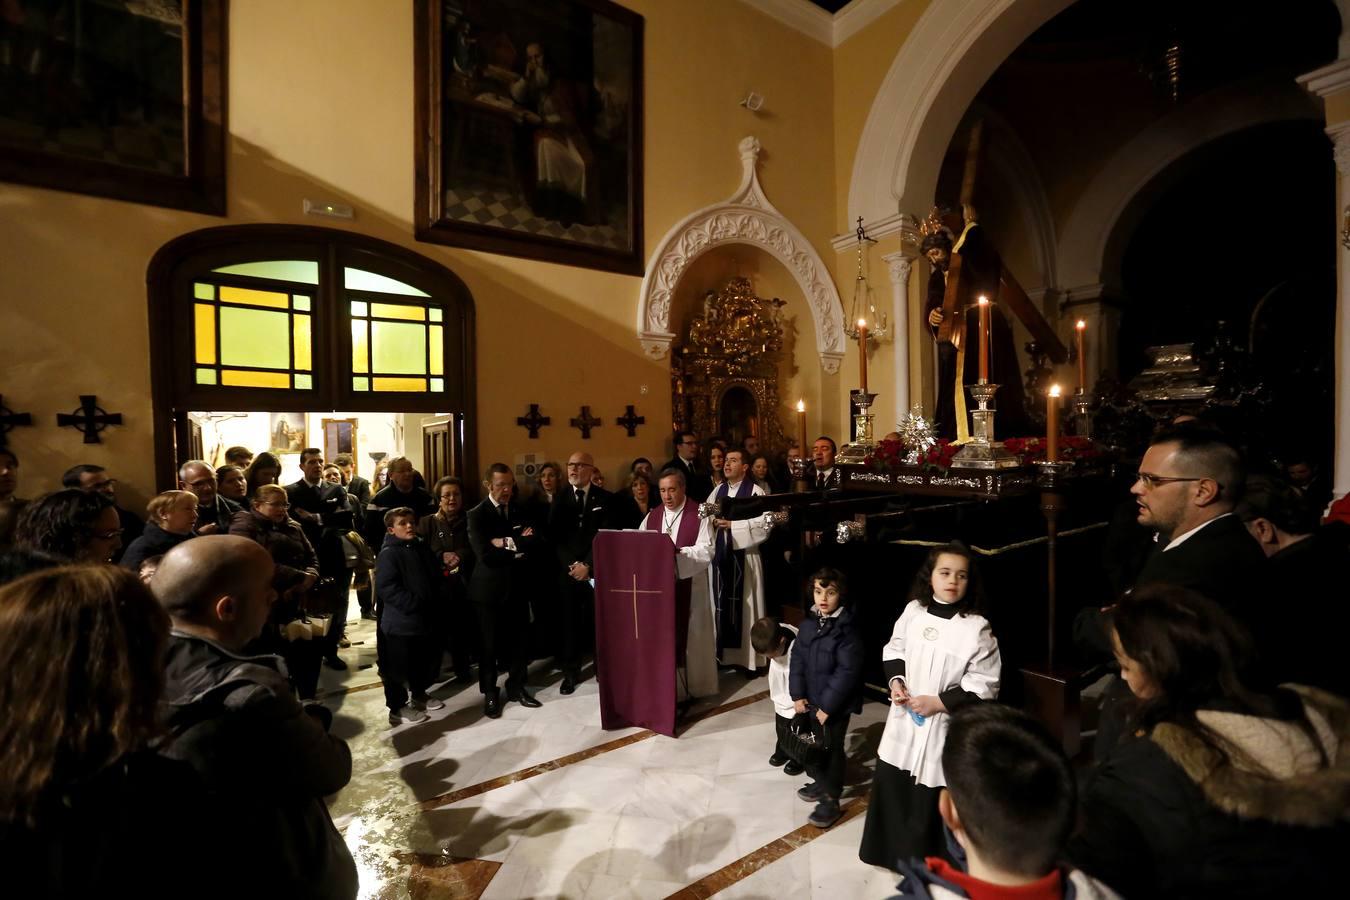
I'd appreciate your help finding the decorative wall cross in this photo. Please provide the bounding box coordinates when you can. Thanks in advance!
[56,395,123,444]
[0,395,33,449]
[616,405,646,437]
[516,404,551,439]
[570,405,602,439]
[609,574,662,640]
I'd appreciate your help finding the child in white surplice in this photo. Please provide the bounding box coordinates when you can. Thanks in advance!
[859,542,1002,871]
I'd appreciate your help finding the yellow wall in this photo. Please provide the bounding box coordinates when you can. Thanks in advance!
[0,0,838,510]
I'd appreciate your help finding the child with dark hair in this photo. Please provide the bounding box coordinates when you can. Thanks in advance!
[861,543,1002,869]
[891,704,1122,899]
[790,568,864,828]
[750,615,802,776]
[376,507,446,726]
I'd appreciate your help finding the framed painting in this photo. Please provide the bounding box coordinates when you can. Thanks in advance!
[0,0,226,215]
[414,0,644,275]
[269,413,305,454]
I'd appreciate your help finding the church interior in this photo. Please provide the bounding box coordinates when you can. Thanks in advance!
[3,0,1349,897]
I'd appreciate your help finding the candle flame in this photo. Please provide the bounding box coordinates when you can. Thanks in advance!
[1049,384,1062,398]
[977,295,988,306]
[796,400,805,412]
[857,318,867,328]
[1076,320,1086,330]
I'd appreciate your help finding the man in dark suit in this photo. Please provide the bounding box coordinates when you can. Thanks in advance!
[1080,426,1265,759]
[334,454,372,508]
[549,450,612,694]
[810,436,841,490]
[661,431,713,502]
[176,461,241,536]
[365,457,436,547]
[467,462,542,718]
[286,448,355,671]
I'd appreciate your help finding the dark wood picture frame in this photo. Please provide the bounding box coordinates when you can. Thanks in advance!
[414,0,644,275]
[0,0,227,215]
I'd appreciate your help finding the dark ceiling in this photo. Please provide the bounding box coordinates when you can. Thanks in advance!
[805,1,853,14]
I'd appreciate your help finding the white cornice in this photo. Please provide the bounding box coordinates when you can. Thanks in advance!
[737,0,903,49]
[829,211,919,253]
[1297,58,1350,98]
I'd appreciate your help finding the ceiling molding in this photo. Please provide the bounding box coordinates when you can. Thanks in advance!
[737,0,904,49]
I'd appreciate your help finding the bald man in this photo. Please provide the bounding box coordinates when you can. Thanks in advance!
[154,537,357,899]
[178,459,241,535]
[549,451,613,693]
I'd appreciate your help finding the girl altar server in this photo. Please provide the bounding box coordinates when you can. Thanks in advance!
[859,542,1002,870]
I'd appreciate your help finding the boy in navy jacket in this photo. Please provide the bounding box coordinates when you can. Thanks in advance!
[789,567,863,828]
[376,507,446,725]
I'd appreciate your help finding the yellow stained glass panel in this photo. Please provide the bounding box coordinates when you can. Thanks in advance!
[194,304,216,364]
[372,321,427,375]
[219,285,290,310]
[221,369,290,388]
[373,377,427,392]
[220,307,289,369]
[351,320,369,373]
[430,325,443,375]
[370,302,426,322]
[293,315,312,370]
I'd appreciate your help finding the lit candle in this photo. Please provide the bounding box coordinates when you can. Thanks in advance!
[1047,384,1061,463]
[796,400,807,459]
[977,297,990,383]
[1075,320,1087,392]
[857,319,869,394]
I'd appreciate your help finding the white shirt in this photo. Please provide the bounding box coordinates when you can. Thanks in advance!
[768,624,799,718]
[1163,512,1233,552]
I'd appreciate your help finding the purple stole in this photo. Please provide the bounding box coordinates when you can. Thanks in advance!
[644,501,701,659]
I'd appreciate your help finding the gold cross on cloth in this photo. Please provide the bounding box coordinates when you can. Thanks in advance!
[610,574,662,639]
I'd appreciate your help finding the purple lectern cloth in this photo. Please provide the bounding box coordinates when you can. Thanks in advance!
[593,529,677,737]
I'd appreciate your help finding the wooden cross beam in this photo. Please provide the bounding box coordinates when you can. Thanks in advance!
[616,405,646,437]
[570,405,602,439]
[0,395,34,449]
[516,404,550,439]
[56,395,123,444]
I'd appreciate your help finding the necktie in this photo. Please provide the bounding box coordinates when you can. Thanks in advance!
[576,488,585,506]
[817,470,826,490]
[498,503,507,522]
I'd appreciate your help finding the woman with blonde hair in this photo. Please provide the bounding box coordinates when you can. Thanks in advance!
[120,490,198,573]
[0,566,224,894]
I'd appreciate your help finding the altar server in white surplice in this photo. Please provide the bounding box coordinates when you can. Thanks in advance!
[638,468,718,699]
[859,542,1001,872]
[707,449,775,672]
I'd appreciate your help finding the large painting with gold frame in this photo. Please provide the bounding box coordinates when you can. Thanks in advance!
[0,0,226,215]
[413,0,644,275]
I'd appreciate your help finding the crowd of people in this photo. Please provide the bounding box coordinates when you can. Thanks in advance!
[1,420,1348,897]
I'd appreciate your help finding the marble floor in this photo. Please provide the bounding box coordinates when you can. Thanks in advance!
[317,620,901,899]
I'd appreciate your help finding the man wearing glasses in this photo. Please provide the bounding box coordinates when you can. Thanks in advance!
[661,431,713,502]
[177,460,241,536]
[62,463,145,563]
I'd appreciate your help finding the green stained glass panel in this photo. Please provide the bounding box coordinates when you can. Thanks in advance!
[429,308,443,323]
[219,306,290,369]
[372,321,426,375]
[344,267,430,297]
[351,300,368,317]
[196,367,218,385]
[353,376,370,391]
[212,260,319,284]
[295,374,313,389]
[430,378,444,392]
[293,295,311,311]
[193,282,214,300]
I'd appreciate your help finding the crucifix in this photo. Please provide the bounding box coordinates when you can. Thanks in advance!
[0,395,34,449]
[616,404,646,437]
[516,404,551,439]
[570,405,602,439]
[56,395,123,444]
[609,574,662,639]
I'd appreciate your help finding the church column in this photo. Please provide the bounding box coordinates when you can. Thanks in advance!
[882,250,917,417]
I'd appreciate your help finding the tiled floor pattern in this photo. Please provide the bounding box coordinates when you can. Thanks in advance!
[321,622,899,899]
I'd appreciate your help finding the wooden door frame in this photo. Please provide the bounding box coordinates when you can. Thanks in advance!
[147,225,477,491]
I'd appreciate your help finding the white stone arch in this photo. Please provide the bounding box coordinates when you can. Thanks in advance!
[637,137,845,373]
[1056,81,1321,291]
[846,0,1074,229]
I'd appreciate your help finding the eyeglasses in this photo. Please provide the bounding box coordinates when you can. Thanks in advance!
[262,501,290,509]
[566,462,593,470]
[1134,471,1209,490]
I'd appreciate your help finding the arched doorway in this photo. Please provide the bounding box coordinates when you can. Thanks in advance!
[146,225,477,490]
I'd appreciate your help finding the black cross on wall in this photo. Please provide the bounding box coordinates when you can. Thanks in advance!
[516,404,551,439]
[570,405,602,439]
[616,405,646,437]
[0,395,33,449]
[56,395,123,444]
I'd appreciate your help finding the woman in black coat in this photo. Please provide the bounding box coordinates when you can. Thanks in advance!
[1070,584,1350,898]
[417,477,477,681]
[120,491,198,574]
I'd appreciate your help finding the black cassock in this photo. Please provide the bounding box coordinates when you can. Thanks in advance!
[926,223,1033,440]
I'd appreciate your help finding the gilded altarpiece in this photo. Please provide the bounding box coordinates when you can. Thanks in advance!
[672,277,787,452]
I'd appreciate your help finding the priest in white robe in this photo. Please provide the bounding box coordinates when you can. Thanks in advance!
[638,467,718,699]
[708,449,774,672]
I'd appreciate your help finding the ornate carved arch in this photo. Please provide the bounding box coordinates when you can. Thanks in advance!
[636,137,845,374]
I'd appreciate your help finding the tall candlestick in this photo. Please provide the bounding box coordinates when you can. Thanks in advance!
[796,400,807,458]
[1047,384,1061,463]
[977,297,990,383]
[857,319,869,393]
[1075,320,1087,392]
